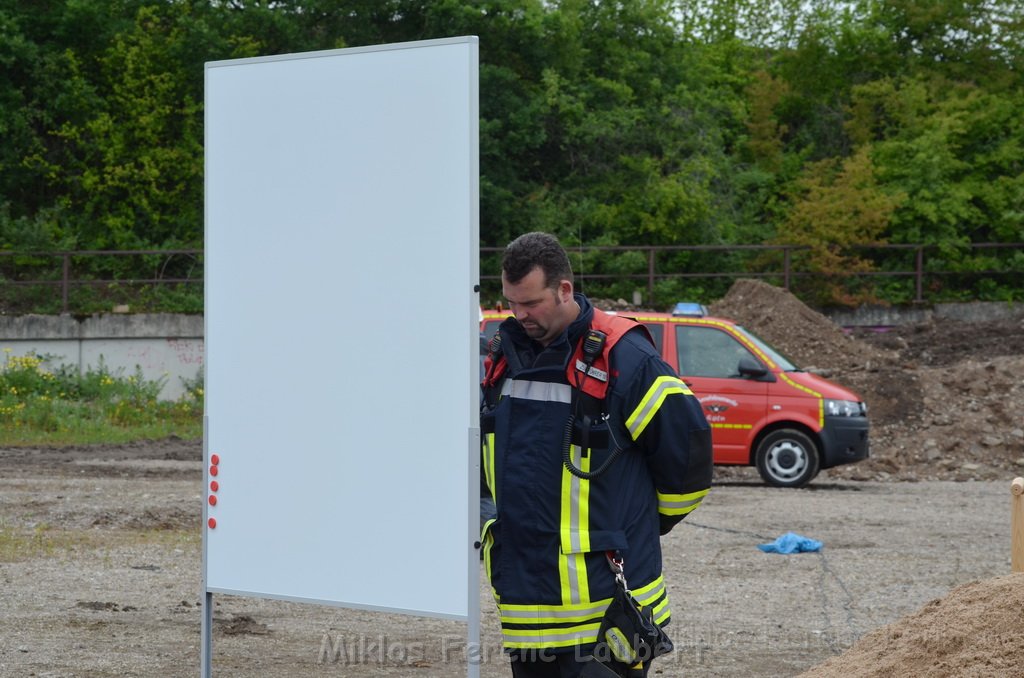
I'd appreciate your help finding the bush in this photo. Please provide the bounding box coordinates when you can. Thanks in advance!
[0,350,201,445]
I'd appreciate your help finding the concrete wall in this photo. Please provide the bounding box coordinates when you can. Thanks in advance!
[1,301,1019,401]
[0,314,203,401]
[825,301,1023,327]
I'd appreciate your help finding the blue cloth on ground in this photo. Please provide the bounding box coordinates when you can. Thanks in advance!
[757,532,822,554]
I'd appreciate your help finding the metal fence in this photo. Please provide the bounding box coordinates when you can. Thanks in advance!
[0,249,203,313]
[2,243,1022,313]
[483,242,1024,305]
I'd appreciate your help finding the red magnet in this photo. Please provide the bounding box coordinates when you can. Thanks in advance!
[210,480,219,492]
[208,495,217,506]
[211,454,220,466]
[209,465,218,477]
[208,517,217,529]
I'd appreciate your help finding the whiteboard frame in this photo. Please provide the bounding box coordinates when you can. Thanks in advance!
[202,36,480,676]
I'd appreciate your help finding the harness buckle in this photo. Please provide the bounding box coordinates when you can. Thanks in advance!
[606,551,627,590]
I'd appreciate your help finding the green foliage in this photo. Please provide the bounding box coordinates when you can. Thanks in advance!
[0,350,201,445]
[776,146,904,304]
[0,0,1022,309]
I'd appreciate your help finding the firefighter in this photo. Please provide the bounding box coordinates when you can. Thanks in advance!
[480,232,713,677]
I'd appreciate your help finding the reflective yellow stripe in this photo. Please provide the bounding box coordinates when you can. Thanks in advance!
[657,488,709,516]
[710,423,753,430]
[633,575,670,625]
[632,575,665,601]
[500,598,607,649]
[778,372,824,427]
[652,599,671,625]
[483,432,496,501]
[481,518,496,542]
[499,575,670,649]
[559,445,591,605]
[482,518,496,593]
[500,599,609,623]
[629,316,778,369]
[502,623,603,649]
[626,376,691,439]
[482,430,497,595]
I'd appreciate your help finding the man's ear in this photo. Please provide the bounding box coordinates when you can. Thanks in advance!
[558,279,574,303]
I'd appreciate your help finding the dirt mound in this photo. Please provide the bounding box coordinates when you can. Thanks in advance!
[708,279,893,372]
[589,297,651,312]
[800,573,1024,677]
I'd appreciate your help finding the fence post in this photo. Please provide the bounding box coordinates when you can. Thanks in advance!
[1013,477,1024,573]
[783,248,791,290]
[914,247,924,303]
[62,254,70,314]
[647,248,655,306]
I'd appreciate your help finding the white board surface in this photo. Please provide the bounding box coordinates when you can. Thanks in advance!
[204,37,479,619]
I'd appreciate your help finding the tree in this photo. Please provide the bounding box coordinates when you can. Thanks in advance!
[775,146,903,304]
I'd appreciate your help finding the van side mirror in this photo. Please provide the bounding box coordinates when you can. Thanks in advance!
[738,357,773,381]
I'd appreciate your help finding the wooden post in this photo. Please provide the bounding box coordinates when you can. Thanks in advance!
[1012,477,1024,573]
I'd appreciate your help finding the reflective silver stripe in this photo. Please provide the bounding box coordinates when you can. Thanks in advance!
[659,495,705,513]
[633,579,666,607]
[500,601,608,620]
[568,444,582,553]
[574,359,607,382]
[565,555,582,605]
[566,445,583,604]
[500,379,572,403]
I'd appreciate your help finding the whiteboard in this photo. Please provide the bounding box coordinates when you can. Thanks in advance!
[204,38,479,619]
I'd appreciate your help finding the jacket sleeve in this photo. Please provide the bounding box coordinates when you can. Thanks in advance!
[616,337,713,535]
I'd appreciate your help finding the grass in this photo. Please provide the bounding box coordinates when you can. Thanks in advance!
[0,523,201,562]
[0,522,106,562]
[0,349,202,446]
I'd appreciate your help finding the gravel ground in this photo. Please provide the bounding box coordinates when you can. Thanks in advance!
[0,443,1015,677]
[2,289,1020,676]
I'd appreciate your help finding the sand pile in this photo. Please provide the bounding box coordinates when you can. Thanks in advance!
[800,573,1024,677]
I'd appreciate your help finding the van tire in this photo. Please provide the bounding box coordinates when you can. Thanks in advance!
[755,429,820,488]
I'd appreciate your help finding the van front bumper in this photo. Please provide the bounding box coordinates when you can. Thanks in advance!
[820,416,870,469]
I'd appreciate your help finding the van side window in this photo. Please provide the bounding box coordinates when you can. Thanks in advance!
[483,320,502,341]
[676,326,759,378]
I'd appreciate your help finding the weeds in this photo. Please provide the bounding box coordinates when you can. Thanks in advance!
[0,523,75,562]
[0,349,201,445]
[0,522,200,562]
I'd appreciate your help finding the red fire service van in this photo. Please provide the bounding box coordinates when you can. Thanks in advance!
[481,303,869,488]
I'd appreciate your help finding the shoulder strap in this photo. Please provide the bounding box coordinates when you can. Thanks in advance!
[481,331,510,409]
[482,313,654,406]
[566,311,652,401]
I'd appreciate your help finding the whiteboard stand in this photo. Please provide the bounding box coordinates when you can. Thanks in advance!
[202,37,480,677]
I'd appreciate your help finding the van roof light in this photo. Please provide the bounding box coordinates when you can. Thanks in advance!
[672,302,707,317]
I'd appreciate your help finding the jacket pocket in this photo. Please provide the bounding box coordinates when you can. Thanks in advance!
[560,528,628,555]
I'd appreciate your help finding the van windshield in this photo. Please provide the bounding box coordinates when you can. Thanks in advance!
[735,326,799,371]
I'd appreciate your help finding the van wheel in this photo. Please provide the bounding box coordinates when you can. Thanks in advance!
[755,429,820,488]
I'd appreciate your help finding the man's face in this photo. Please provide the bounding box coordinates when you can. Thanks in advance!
[501,266,576,346]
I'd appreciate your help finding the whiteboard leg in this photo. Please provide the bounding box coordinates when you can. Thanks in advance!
[201,591,213,677]
[468,426,481,678]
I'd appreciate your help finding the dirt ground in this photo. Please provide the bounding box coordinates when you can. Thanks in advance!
[2,281,1023,677]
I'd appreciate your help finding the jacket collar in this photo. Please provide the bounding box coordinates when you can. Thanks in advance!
[499,293,594,366]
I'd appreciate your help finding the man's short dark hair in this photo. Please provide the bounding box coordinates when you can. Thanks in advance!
[502,232,574,289]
